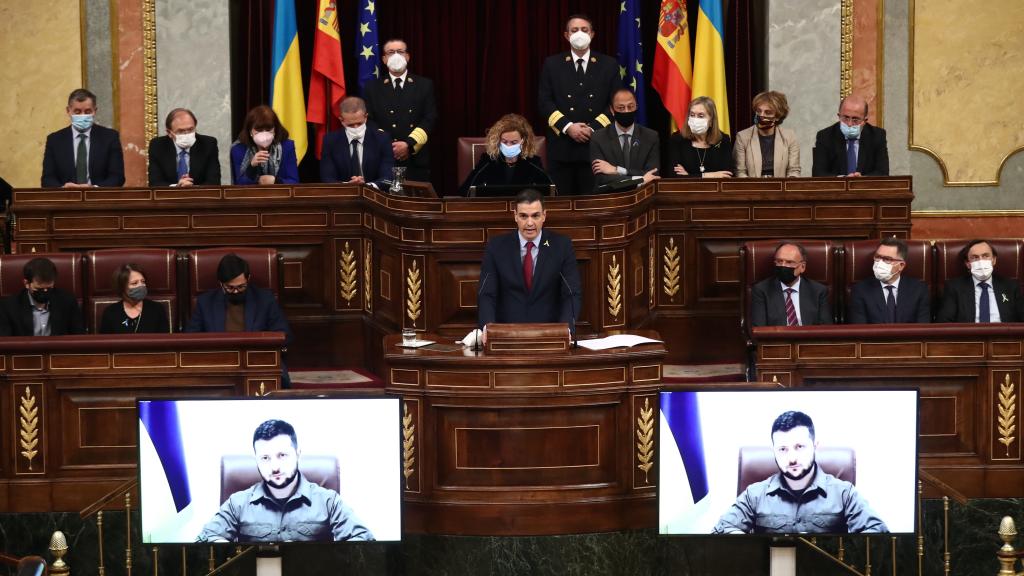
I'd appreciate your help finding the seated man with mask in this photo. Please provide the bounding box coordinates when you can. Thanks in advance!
[0,257,85,336]
[750,242,832,327]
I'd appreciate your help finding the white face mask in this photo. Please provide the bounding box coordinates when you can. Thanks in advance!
[872,260,894,282]
[252,131,274,148]
[687,117,709,135]
[387,53,407,74]
[345,124,367,140]
[569,30,591,51]
[175,132,196,150]
[971,259,994,282]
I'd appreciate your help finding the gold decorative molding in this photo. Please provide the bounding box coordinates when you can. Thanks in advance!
[364,239,373,312]
[406,260,422,326]
[402,402,416,490]
[339,241,358,305]
[840,0,854,98]
[998,373,1017,457]
[648,240,656,310]
[141,0,158,148]
[635,397,654,484]
[662,237,680,301]
[606,254,622,319]
[19,386,40,470]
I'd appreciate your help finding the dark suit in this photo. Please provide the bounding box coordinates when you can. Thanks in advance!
[185,285,292,344]
[936,274,1024,323]
[363,73,437,183]
[588,124,660,191]
[0,289,85,336]
[538,51,621,195]
[847,276,931,324]
[812,123,889,177]
[750,276,833,327]
[320,125,395,187]
[458,155,552,197]
[41,125,125,187]
[148,134,221,186]
[477,230,582,331]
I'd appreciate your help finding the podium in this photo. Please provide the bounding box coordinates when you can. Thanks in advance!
[383,330,666,535]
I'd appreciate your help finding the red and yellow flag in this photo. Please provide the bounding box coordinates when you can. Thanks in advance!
[307,0,347,159]
[652,0,693,131]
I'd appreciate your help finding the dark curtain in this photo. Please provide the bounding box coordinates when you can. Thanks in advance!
[229,1,760,193]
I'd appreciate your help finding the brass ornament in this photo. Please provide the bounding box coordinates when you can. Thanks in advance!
[19,386,39,470]
[607,254,622,318]
[636,397,654,483]
[364,240,373,312]
[840,0,853,98]
[339,241,358,305]
[648,240,655,309]
[402,402,416,490]
[998,373,1017,456]
[48,530,69,574]
[662,237,680,300]
[142,0,158,147]
[406,260,422,325]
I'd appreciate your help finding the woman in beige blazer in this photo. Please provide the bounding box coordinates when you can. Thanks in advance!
[733,91,801,177]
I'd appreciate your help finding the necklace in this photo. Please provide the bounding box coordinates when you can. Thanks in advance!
[695,146,709,173]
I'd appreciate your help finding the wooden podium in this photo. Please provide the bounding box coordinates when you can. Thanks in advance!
[383,330,666,535]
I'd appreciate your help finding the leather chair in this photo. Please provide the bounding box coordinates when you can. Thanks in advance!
[455,136,547,187]
[736,446,856,495]
[0,251,84,309]
[842,239,935,323]
[86,248,178,333]
[186,247,282,316]
[15,556,47,576]
[220,454,340,503]
[934,239,1023,304]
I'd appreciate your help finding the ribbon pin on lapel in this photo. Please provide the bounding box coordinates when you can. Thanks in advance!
[1002,293,1009,303]
[544,240,550,247]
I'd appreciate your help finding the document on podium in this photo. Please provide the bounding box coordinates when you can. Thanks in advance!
[577,334,663,351]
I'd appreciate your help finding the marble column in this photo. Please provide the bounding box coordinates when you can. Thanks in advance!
[115,0,148,187]
[84,0,116,129]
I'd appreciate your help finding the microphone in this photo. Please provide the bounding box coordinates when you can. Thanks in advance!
[559,271,578,348]
[464,154,489,196]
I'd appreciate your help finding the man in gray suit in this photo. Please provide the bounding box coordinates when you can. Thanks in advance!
[751,242,833,327]
[588,89,659,192]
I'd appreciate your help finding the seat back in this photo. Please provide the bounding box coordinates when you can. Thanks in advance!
[843,239,934,322]
[740,240,838,334]
[187,247,281,314]
[0,252,84,307]
[455,136,548,186]
[935,239,1023,302]
[86,248,178,332]
[220,454,340,504]
[15,556,47,576]
[737,446,856,495]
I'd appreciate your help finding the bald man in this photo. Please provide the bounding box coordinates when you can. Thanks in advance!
[812,95,889,177]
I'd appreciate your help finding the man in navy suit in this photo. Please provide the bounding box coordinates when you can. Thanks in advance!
[148,108,221,186]
[848,238,931,324]
[41,88,125,188]
[0,257,85,337]
[186,254,292,342]
[936,239,1024,323]
[750,242,833,327]
[477,188,582,339]
[812,94,889,177]
[320,96,394,188]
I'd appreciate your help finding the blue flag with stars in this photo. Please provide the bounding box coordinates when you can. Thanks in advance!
[356,0,379,92]
[617,0,647,125]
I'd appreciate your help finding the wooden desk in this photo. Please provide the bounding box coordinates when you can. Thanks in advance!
[0,333,284,512]
[383,332,666,535]
[753,324,1024,498]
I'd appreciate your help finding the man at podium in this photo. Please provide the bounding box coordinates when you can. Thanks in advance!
[477,189,582,338]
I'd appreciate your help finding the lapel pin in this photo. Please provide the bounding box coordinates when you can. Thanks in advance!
[544,240,550,247]
[1002,293,1009,303]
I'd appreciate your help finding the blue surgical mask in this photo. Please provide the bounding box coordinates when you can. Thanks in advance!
[71,114,94,132]
[499,142,522,159]
[839,121,861,140]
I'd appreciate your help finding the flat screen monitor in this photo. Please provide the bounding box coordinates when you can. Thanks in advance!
[659,388,918,536]
[138,397,401,544]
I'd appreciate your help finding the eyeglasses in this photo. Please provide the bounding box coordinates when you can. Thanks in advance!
[773,259,804,267]
[222,283,248,294]
[383,49,408,56]
[838,114,866,125]
[967,254,993,262]
[873,255,904,264]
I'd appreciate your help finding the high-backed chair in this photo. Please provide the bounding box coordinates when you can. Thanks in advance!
[934,239,1023,305]
[0,252,84,308]
[15,556,47,576]
[186,247,281,316]
[842,239,935,323]
[737,446,856,495]
[86,248,178,333]
[455,136,547,187]
[220,454,340,504]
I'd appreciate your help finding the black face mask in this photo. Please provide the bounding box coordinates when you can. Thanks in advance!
[774,265,797,285]
[226,291,246,305]
[31,289,51,304]
[614,110,636,128]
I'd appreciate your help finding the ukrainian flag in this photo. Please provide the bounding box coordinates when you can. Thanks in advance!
[692,0,730,134]
[271,0,308,161]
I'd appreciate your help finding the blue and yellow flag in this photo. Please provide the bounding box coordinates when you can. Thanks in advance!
[271,0,308,161]
[692,0,730,134]
[617,0,647,125]
[356,0,380,91]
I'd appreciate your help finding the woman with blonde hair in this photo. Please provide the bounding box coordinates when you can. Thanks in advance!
[668,96,734,178]
[733,90,801,177]
[459,113,552,196]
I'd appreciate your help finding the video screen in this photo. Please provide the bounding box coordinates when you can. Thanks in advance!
[659,388,918,536]
[138,397,401,544]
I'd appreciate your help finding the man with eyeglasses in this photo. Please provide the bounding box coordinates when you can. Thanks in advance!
[750,242,832,327]
[148,108,221,187]
[362,38,437,184]
[936,239,1024,323]
[811,94,889,177]
[0,257,85,336]
[186,253,292,341]
[848,238,930,324]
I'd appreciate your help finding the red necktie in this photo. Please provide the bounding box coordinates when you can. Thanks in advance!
[785,288,798,326]
[523,241,535,291]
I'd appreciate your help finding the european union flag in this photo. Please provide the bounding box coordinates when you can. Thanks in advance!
[356,0,380,92]
[617,0,647,125]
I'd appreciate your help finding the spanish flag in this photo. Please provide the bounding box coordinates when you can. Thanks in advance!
[692,0,730,134]
[307,0,347,159]
[271,0,308,161]
[652,1,693,131]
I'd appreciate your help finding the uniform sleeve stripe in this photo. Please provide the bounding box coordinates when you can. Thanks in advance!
[547,111,566,135]
[409,127,429,153]
[595,114,612,128]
